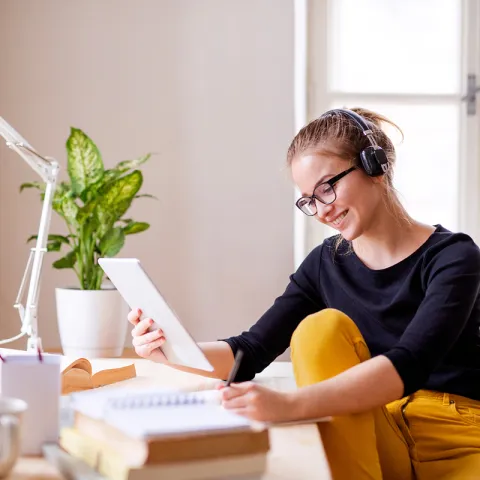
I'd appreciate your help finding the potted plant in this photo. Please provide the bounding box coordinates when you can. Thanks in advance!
[21,128,154,357]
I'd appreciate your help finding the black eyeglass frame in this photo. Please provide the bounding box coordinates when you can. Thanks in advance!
[295,166,356,216]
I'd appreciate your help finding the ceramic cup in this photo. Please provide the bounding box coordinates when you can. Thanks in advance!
[0,397,27,478]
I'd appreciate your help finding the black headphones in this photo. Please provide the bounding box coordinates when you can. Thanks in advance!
[321,108,389,177]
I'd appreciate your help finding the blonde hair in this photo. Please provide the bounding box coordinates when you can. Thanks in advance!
[287,107,409,250]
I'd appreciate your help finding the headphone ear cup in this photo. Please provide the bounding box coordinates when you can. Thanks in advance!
[360,146,388,177]
[360,149,380,176]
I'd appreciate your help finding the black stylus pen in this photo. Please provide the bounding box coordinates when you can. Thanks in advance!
[225,349,244,386]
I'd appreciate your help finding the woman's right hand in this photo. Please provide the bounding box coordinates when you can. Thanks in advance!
[128,308,168,363]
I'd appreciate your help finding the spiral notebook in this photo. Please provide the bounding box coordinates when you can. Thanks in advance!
[70,387,255,440]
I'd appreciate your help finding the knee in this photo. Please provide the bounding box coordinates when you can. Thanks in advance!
[290,309,370,386]
[290,308,358,351]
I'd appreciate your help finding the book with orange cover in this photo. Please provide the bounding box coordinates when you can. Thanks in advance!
[61,358,136,395]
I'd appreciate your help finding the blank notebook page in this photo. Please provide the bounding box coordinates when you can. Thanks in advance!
[105,403,253,439]
[71,387,254,439]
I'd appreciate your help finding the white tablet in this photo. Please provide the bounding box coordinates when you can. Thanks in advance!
[98,258,214,372]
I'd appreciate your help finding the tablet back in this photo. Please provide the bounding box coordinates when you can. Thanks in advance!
[98,258,214,371]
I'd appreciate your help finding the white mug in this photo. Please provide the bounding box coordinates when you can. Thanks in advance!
[0,353,61,455]
[0,397,27,478]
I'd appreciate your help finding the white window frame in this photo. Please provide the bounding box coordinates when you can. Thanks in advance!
[293,0,480,266]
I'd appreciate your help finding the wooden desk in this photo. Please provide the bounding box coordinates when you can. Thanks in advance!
[10,359,332,479]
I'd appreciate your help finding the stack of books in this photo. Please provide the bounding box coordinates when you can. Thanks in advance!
[59,387,270,480]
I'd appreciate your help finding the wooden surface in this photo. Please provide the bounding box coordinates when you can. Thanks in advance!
[10,358,332,480]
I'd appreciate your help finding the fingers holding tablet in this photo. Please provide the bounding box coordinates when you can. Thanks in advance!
[127,307,142,325]
[128,307,168,362]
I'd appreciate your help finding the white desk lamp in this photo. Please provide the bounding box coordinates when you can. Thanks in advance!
[0,117,59,352]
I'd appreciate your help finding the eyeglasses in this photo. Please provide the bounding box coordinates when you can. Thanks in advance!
[295,166,356,216]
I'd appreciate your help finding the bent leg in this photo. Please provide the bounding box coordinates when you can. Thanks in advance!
[290,309,413,480]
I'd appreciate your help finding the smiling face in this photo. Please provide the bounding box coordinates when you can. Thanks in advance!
[291,151,385,241]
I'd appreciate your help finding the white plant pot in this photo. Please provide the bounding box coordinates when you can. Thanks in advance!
[55,287,129,358]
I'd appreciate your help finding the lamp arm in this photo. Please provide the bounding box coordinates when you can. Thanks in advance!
[20,168,59,352]
[0,117,60,351]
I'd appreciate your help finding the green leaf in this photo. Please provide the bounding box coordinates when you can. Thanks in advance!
[80,176,104,204]
[113,153,152,175]
[20,182,44,193]
[98,227,125,257]
[97,169,122,187]
[48,234,71,245]
[27,235,64,252]
[123,221,150,235]
[27,234,71,245]
[66,128,104,196]
[52,197,64,215]
[95,170,143,237]
[135,193,158,200]
[56,182,72,196]
[94,155,152,195]
[47,241,62,252]
[76,201,97,225]
[53,183,75,211]
[75,153,151,204]
[52,251,77,269]
[61,197,79,228]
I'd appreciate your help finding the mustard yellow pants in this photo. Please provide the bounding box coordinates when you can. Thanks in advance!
[290,308,480,480]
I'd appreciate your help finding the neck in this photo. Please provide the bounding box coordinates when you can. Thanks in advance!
[351,201,434,270]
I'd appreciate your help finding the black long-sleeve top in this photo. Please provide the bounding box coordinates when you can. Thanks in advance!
[222,225,480,399]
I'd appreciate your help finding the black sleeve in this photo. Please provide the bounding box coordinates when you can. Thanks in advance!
[383,239,480,395]
[220,245,326,381]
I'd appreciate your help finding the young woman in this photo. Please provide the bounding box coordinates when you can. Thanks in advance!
[128,108,480,479]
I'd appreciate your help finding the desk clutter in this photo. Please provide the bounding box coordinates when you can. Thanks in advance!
[59,386,270,480]
[2,358,332,479]
[0,349,268,479]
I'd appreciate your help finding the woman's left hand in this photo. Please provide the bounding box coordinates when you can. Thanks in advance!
[220,382,297,423]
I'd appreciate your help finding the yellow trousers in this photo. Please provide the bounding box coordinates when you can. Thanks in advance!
[290,309,480,480]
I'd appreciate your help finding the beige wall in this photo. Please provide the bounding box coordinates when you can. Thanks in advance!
[0,1,295,357]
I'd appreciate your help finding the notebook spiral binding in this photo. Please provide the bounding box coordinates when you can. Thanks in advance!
[107,391,211,410]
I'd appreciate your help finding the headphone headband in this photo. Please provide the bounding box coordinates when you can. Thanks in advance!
[320,108,388,177]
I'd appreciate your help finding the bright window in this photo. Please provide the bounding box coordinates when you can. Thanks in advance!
[301,0,473,255]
